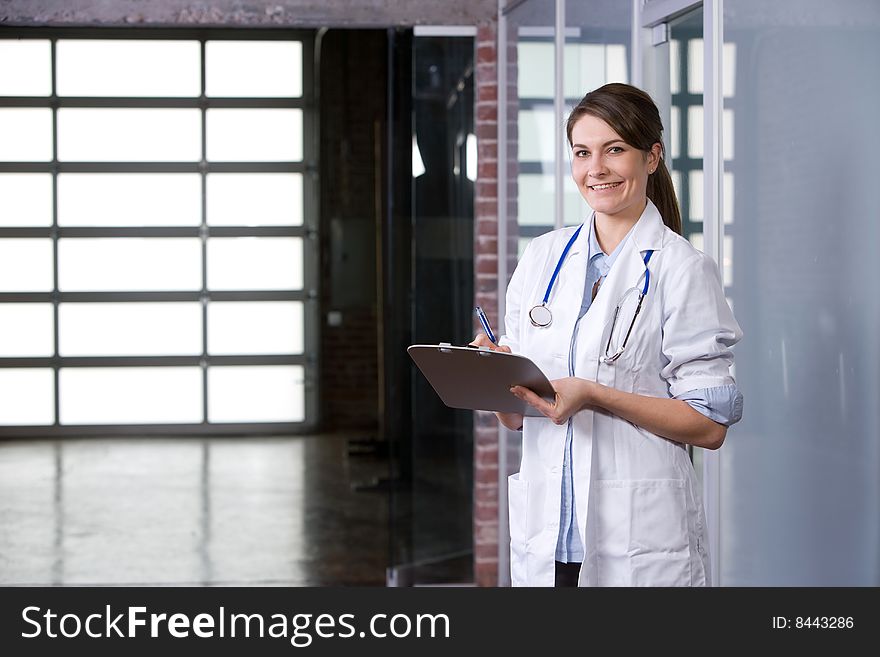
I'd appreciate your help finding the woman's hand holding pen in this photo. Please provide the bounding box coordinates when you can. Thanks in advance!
[468,332,523,431]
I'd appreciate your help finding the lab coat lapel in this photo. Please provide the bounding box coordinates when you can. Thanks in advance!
[580,200,666,370]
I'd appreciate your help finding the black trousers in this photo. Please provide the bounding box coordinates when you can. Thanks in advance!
[555,561,581,587]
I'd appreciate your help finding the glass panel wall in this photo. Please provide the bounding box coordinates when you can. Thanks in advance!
[721,0,880,585]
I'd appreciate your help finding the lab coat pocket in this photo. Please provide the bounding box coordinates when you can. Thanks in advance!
[595,478,691,587]
[508,473,529,587]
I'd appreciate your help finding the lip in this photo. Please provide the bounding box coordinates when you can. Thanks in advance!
[587,181,624,192]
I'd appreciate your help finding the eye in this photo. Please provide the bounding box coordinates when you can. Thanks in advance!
[608,146,624,154]
[574,149,588,158]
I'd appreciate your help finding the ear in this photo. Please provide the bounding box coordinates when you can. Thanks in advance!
[648,142,663,170]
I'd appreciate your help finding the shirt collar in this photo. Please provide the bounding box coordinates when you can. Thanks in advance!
[588,213,636,271]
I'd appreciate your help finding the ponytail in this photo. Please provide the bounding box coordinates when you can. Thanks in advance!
[647,159,681,235]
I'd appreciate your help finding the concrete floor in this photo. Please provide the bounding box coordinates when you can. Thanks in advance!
[0,433,388,586]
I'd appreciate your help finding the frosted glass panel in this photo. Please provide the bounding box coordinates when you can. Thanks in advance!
[0,369,54,425]
[58,238,202,291]
[56,40,200,97]
[207,237,303,290]
[0,39,51,96]
[205,41,302,97]
[721,0,880,586]
[59,303,202,356]
[0,174,52,226]
[57,109,201,162]
[206,109,303,162]
[207,173,303,226]
[58,174,201,227]
[0,108,52,161]
[0,239,54,292]
[60,367,202,424]
[208,301,304,355]
[518,106,556,162]
[0,304,54,357]
[208,365,304,423]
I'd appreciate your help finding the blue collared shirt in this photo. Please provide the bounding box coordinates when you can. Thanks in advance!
[555,220,743,564]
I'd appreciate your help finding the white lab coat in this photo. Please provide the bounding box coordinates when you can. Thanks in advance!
[503,200,742,587]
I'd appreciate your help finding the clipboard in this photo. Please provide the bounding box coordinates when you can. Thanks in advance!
[407,344,555,416]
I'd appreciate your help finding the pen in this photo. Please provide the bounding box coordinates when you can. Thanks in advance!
[474,306,498,345]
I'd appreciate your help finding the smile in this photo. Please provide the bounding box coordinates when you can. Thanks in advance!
[589,182,622,191]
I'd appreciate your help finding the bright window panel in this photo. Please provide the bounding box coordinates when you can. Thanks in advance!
[205,41,302,97]
[206,109,302,162]
[605,44,628,85]
[670,38,681,94]
[0,238,54,292]
[670,105,680,161]
[688,38,704,94]
[688,169,704,221]
[0,304,54,357]
[56,40,200,97]
[59,303,202,356]
[208,301,303,355]
[518,106,556,163]
[207,237,302,291]
[687,105,704,159]
[208,365,304,423]
[0,39,51,96]
[60,367,202,424]
[565,44,608,99]
[517,42,554,98]
[0,369,54,425]
[0,174,52,226]
[518,173,585,226]
[0,108,52,161]
[57,109,201,162]
[58,238,202,291]
[207,173,303,226]
[58,173,201,227]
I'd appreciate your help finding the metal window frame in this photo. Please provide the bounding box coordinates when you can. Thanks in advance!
[634,0,724,586]
[0,27,319,438]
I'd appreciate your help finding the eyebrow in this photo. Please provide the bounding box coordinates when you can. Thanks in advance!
[571,139,625,149]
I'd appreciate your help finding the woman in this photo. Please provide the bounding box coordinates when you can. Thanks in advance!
[471,83,743,587]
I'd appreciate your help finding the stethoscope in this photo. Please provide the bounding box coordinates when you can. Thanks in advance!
[528,221,654,364]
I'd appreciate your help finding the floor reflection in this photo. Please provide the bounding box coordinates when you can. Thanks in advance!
[0,433,388,586]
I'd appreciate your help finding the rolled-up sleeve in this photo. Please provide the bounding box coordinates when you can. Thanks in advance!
[676,384,744,426]
[660,251,743,398]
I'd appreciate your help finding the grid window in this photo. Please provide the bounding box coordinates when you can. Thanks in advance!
[0,31,316,435]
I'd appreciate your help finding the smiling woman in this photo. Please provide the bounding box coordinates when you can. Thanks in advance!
[472,82,742,587]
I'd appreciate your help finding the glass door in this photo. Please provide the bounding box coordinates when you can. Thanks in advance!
[386,31,475,586]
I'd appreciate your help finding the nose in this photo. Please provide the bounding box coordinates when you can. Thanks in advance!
[587,154,608,180]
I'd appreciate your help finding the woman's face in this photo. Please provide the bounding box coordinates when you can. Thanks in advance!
[569,114,660,223]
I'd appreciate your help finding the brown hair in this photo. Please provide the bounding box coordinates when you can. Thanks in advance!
[565,83,681,234]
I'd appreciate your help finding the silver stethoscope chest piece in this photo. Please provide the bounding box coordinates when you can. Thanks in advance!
[528,303,552,327]
[528,223,584,330]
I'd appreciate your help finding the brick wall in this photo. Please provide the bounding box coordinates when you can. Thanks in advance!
[473,21,500,588]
